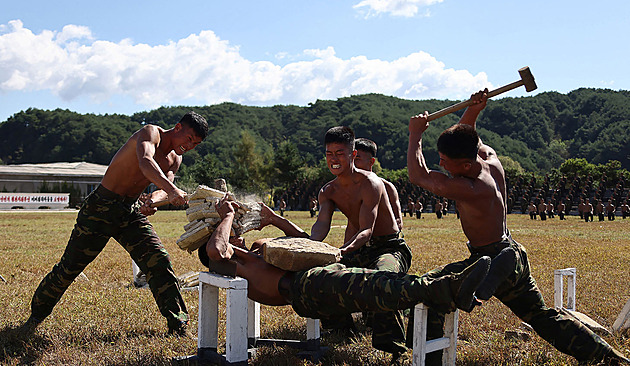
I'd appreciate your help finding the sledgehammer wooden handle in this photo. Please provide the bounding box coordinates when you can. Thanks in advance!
[149,195,189,208]
[426,66,537,122]
[150,199,171,208]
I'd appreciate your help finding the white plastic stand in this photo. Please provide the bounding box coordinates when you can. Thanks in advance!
[613,298,630,333]
[192,271,323,365]
[554,268,576,311]
[412,303,459,366]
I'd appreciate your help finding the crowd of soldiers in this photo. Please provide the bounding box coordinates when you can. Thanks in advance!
[275,172,630,221]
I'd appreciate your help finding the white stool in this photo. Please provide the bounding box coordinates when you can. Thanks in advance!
[554,268,576,311]
[412,303,459,366]
[613,298,630,333]
[196,271,323,365]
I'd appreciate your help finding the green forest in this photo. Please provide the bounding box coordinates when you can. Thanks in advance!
[1,88,629,193]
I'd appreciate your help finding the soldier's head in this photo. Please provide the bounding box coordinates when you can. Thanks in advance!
[324,126,356,176]
[179,111,209,140]
[354,138,377,171]
[171,111,209,155]
[436,124,480,177]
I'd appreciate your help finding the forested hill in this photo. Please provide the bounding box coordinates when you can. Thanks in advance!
[1,88,629,173]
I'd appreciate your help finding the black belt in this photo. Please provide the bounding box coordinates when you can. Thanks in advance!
[366,231,401,247]
[95,185,139,206]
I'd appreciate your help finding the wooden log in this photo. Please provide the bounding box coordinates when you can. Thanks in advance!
[177,222,214,252]
[189,185,228,201]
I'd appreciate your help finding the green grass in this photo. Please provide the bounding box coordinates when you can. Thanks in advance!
[1,210,629,365]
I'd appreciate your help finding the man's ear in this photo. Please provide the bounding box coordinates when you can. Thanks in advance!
[370,157,376,167]
[352,149,357,158]
[173,122,183,132]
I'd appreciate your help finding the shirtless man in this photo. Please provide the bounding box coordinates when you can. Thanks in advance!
[584,198,594,222]
[208,127,412,358]
[278,198,287,217]
[556,200,566,220]
[27,111,208,335]
[315,127,412,357]
[538,200,547,221]
[595,199,605,222]
[353,138,403,232]
[200,197,489,328]
[415,199,423,219]
[578,198,585,219]
[528,202,537,220]
[308,196,318,218]
[606,199,616,221]
[407,89,629,365]
[434,200,443,219]
[621,200,630,219]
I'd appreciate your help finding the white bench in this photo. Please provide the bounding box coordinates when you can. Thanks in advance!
[194,271,458,365]
[554,267,576,311]
[196,271,323,365]
[412,304,459,366]
[613,298,630,333]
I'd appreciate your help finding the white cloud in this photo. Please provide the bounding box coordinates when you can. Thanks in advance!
[0,20,491,110]
[353,0,443,18]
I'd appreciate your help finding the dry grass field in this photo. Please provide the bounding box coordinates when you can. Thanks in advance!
[1,209,629,365]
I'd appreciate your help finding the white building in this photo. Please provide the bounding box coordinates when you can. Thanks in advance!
[0,162,107,208]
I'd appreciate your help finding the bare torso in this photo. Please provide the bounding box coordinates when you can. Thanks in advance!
[322,170,398,238]
[456,158,508,247]
[100,126,179,198]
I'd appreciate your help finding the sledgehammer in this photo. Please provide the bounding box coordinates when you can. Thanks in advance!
[426,66,537,121]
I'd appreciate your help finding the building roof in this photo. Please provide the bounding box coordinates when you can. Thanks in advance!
[0,162,108,178]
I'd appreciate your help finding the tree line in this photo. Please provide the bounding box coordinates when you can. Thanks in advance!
[1,88,629,195]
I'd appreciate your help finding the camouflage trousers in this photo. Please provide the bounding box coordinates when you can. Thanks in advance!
[282,262,454,327]
[30,185,188,330]
[419,236,614,364]
[320,235,412,354]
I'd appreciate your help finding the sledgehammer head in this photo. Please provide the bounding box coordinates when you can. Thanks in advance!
[518,66,537,92]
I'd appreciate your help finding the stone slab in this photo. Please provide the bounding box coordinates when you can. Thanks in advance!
[262,237,341,271]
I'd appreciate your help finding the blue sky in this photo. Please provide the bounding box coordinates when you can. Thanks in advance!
[1,0,628,122]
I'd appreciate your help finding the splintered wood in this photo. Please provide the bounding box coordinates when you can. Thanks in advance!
[176,185,262,252]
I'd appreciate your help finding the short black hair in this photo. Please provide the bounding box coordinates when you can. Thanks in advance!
[355,138,377,157]
[324,126,355,150]
[179,111,209,140]
[437,124,479,160]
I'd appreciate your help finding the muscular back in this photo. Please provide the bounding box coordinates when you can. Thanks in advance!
[101,125,180,198]
[457,155,508,247]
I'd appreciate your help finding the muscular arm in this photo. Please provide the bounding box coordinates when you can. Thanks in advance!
[407,113,452,196]
[146,170,177,204]
[136,126,186,205]
[259,203,309,238]
[344,221,358,244]
[407,113,485,202]
[206,197,237,261]
[310,189,333,241]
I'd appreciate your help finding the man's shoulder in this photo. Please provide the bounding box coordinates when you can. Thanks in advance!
[319,179,338,195]
[138,123,162,135]
[131,124,163,144]
[358,171,388,194]
[381,177,396,189]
